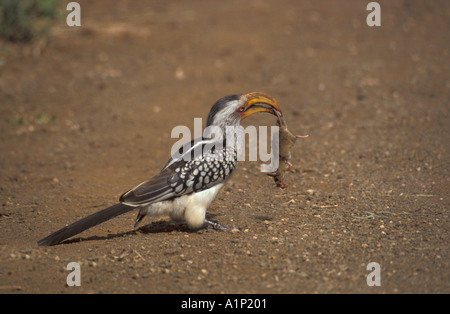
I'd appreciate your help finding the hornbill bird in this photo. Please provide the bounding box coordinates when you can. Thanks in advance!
[38,92,281,246]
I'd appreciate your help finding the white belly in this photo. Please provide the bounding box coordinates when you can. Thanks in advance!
[138,183,224,228]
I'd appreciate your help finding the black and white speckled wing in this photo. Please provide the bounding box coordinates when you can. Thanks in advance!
[119,138,238,206]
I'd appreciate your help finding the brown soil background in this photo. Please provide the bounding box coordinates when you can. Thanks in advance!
[0,0,448,293]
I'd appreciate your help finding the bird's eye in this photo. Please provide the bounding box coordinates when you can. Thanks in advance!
[238,106,245,112]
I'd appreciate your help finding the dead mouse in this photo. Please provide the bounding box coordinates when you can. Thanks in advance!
[266,110,308,188]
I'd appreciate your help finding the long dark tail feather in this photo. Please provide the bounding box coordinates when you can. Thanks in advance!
[37,203,134,246]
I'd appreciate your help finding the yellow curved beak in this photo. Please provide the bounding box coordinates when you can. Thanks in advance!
[242,92,282,119]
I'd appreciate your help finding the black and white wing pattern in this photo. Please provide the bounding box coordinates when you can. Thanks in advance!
[119,137,238,207]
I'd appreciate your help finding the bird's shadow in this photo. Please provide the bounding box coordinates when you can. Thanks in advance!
[60,215,221,245]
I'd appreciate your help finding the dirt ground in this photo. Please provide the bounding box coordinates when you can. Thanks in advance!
[0,0,448,294]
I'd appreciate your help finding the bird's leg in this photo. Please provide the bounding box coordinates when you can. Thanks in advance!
[204,219,240,231]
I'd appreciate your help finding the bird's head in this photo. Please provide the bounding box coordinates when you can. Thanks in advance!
[206,92,281,129]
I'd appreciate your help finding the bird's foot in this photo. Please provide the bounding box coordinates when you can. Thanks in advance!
[204,219,240,231]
